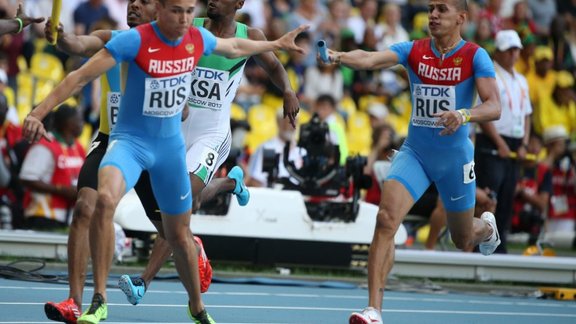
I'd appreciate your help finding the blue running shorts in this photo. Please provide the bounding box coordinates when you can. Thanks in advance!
[100,133,192,215]
[387,140,476,212]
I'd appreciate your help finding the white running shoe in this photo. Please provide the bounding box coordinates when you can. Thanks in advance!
[479,211,501,255]
[349,307,383,324]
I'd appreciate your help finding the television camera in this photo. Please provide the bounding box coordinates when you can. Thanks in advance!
[262,113,371,222]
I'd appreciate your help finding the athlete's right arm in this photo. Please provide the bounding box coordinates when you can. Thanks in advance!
[23,49,117,143]
[44,20,111,57]
[324,48,399,70]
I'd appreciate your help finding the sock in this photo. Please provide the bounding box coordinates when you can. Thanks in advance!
[132,277,147,292]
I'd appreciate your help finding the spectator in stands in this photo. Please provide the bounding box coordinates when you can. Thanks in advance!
[19,105,85,231]
[247,110,302,188]
[512,132,552,245]
[318,0,350,50]
[527,0,557,36]
[0,92,26,229]
[475,30,533,254]
[364,123,396,206]
[550,16,575,71]
[312,94,348,165]
[473,17,496,56]
[303,57,344,105]
[366,102,388,129]
[478,0,503,36]
[347,0,381,48]
[526,46,556,135]
[515,33,536,75]
[503,1,537,36]
[376,3,409,51]
[542,126,576,234]
[533,70,576,137]
[73,0,110,35]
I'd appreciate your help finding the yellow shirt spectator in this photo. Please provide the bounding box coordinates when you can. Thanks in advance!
[534,70,576,136]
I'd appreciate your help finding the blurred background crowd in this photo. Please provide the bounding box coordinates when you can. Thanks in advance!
[0,0,574,254]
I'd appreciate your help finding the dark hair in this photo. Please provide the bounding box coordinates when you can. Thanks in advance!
[316,94,336,108]
[53,105,78,132]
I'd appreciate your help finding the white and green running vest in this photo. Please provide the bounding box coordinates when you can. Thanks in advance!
[186,18,248,135]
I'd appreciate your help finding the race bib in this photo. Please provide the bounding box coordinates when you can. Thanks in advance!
[412,84,456,128]
[143,73,191,118]
[188,67,227,111]
[463,160,475,184]
[200,146,219,173]
[107,92,121,130]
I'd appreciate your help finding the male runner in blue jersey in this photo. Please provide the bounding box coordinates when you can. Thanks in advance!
[117,0,302,306]
[22,0,308,323]
[322,1,502,323]
[39,1,213,322]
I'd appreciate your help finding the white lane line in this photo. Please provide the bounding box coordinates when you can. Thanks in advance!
[1,285,574,309]
[1,302,576,318]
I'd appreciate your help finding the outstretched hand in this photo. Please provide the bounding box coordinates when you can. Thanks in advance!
[16,3,44,28]
[23,114,50,143]
[276,25,310,54]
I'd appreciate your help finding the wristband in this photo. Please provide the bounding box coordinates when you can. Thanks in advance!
[457,109,471,125]
[15,18,23,34]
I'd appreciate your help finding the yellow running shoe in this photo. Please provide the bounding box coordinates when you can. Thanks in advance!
[77,293,108,324]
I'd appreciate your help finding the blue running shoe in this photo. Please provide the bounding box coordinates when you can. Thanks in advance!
[228,166,250,206]
[118,275,146,305]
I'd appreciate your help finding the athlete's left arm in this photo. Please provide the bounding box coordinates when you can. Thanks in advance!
[23,49,117,143]
[249,27,299,128]
[213,25,309,59]
[471,77,501,123]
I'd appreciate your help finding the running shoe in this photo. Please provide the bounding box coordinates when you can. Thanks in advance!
[227,166,250,206]
[44,298,80,324]
[194,236,213,293]
[349,307,383,324]
[479,211,501,256]
[118,275,146,305]
[77,293,107,324]
[187,307,215,324]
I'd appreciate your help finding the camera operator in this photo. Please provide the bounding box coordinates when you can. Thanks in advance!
[312,94,349,165]
[246,110,303,187]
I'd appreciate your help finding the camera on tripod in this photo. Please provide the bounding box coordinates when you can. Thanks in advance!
[262,113,371,222]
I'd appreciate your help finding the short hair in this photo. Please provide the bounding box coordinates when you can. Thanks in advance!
[454,0,468,11]
[316,94,336,108]
[53,105,78,132]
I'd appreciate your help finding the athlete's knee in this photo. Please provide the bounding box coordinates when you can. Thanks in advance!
[95,190,119,216]
[164,226,192,251]
[72,198,94,226]
[374,206,401,237]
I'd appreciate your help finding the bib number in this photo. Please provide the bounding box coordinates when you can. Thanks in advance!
[107,92,121,130]
[412,84,456,128]
[200,146,219,173]
[143,73,191,118]
[463,160,475,184]
[188,67,228,111]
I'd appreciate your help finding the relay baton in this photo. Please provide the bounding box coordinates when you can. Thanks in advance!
[49,0,62,45]
[317,40,329,63]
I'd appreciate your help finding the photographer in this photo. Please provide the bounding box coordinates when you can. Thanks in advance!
[312,94,348,165]
[247,110,303,188]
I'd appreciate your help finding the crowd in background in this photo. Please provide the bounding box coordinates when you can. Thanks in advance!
[0,0,574,252]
